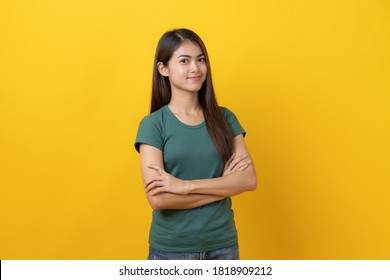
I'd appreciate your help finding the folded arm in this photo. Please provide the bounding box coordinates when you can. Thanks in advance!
[139,144,225,210]
[144,134,257,199]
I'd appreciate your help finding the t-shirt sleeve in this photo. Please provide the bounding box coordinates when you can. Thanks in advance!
[221,107,246,137]
[134,115,163,153]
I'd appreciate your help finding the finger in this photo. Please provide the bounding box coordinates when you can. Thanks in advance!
[229,154,248,171]
[226,153,241,172]
[151,186,166,196]
[237,161,252,171]
[144,176,163,188]
[224,153,235,171]
[145,181,163,193]
[147,165,166,175]
[236,164,248,171]
[234,159,252,171]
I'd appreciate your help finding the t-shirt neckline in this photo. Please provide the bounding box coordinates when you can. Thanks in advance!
[164,105,206,129]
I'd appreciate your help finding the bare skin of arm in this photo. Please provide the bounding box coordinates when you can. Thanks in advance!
[142,134,257,204]
[140,145,229,210]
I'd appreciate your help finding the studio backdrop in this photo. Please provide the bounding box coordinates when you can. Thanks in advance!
[1,0,389,259]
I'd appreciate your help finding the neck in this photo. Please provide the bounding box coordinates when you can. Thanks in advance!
[168,90,201,114]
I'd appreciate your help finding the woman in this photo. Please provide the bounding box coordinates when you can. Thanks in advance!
[135,28,257,260]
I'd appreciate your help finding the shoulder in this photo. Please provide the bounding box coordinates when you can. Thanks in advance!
[219,106,239,121]
[135,106,167,152]
[219,106,246,137]
[139,106,166,127]
[137,106,168,138]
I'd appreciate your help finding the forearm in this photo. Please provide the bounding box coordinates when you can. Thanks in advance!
[142,136,257,200]
[188,168,257,197]
[187,134,257,197]
[147,192,225,210]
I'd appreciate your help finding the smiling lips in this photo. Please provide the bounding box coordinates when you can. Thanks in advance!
[187,76,201,81]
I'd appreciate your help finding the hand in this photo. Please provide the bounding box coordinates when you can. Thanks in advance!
[223,153,252,176]
[145,165,190,196]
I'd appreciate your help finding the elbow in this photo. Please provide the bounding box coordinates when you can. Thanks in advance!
[147,195,162,211]
[247,175,257,192]
[151,203,161,211]
[241,166,257,192]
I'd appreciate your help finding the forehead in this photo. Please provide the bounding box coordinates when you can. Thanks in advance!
[173,41,203,57]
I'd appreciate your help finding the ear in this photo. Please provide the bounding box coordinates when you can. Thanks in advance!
[157,62,169,77]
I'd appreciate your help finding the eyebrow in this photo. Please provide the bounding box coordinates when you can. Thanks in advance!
[177,54,205,58]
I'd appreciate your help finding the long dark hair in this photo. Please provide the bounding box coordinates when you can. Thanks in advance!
[151,28,234,162]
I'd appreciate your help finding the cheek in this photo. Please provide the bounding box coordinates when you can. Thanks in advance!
[172,67,188,77]
[201,65,208,75]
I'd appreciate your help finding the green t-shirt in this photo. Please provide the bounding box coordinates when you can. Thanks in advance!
[135,105,246,252]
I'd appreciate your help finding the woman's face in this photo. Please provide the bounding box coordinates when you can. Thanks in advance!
[159,40,207,96]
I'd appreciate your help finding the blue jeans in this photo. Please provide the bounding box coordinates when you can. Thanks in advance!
[148,243,240,260]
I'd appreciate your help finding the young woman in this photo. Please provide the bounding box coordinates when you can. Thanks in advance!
[135,28,257,260]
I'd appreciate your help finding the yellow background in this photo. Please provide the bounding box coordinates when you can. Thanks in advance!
[1,0,389,259]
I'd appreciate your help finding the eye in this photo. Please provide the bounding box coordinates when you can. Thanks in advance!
[179,58,189,64]
[198,57,206,63]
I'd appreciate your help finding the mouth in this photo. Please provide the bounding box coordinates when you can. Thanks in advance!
[187,76,201,81]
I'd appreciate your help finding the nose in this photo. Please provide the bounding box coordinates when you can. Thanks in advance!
[190,61,199,73]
